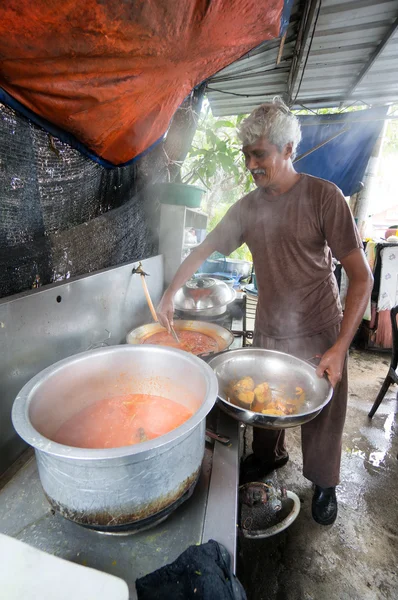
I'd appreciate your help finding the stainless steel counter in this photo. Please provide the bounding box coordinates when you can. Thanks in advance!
[0,409,239,600]
[1,259,242,598]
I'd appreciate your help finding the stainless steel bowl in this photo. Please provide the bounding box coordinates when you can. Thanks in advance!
[174,277,236,317]
[204,258,252,281]
[208,348,333,430]
[126,320,234,355]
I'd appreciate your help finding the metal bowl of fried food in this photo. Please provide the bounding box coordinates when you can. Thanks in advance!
[207,348,333,430]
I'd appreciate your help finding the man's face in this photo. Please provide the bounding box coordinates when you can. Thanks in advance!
[242,137,292,189]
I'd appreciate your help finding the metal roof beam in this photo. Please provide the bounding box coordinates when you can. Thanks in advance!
[343,16,398,101]
[287,0,320,105]
[321,0,391,16]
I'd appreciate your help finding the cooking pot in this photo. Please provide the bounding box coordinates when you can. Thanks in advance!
[126,320,234,356]
[174,277,236,318]
[208,348,333,430]
[12,346,218,531]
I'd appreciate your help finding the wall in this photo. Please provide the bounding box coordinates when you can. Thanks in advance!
[0,86,204,298]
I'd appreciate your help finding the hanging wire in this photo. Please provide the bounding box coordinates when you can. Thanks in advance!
[293,0,322,104]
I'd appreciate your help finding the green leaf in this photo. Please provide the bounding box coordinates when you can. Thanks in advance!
[205,129,219,147]
[214,120,235,129]
[215,139,227,153]
[207,160,217,177]
[218,153,234,171]
[231,164,240,178]
[188,148,205,157]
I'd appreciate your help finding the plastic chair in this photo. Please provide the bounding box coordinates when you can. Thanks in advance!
[368,305,398,418]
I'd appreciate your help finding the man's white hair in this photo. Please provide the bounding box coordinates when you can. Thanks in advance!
[238,97,302,160]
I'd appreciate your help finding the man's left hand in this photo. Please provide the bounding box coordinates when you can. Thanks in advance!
[316,344,346,388]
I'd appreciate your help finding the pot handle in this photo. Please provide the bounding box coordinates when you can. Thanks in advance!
[199,348,231,363]
[205,429,230,445]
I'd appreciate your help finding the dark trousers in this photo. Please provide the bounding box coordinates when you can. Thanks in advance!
[252,323,348,488]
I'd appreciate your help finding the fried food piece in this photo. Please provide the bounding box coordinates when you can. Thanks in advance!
[260,399,292,417]
[252,382,272,412]
[235,390,255,409]
[225,377,255,409]
[233,377,255,393]
[275,398,295,415]
[261,407,286,416]
[254,382,272,403]
[224,379,254,409]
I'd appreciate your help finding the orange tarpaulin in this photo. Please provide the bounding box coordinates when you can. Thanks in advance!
[0,0,282,166]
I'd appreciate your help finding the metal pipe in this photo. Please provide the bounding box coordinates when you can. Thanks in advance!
[352,119,388,237]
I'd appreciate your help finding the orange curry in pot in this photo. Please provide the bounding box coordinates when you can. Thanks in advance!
[53,394,193,449]
[142,330,219,355]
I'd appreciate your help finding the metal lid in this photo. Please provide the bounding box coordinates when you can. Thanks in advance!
[185,277,216,290]
[174,276,236,312]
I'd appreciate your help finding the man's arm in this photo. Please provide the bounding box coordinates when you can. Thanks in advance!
[157,238,217,330]
[316,248,373,387]
[157,198,244,330]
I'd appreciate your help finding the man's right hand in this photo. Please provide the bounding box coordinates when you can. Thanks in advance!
[157,291,174,332]
[155,239,217,331]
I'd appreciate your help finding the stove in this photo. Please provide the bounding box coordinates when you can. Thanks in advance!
[81,478,198,536]
[0,256,241,599]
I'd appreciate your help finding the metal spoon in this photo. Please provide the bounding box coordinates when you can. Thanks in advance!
[170,325,181,344]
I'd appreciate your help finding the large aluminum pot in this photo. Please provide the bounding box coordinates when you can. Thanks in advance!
[208,348,333,430]
[12,346,218,531]
[126,320,234,356]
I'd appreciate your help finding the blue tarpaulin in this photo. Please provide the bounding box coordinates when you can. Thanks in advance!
[295,107,389,196]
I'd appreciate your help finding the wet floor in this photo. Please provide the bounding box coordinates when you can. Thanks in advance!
[238,350,398,600]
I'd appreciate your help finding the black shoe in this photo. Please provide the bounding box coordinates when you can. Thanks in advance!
[312,485,338,525]
[240,452,289,485]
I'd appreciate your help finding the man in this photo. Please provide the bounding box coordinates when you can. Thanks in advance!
[157,98,373,525]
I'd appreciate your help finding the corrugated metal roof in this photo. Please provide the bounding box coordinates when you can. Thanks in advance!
[207,0,398,115]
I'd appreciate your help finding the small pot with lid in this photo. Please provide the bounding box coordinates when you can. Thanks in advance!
[174,276,236,318]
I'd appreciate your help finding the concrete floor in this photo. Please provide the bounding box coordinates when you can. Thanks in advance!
[238,350,398,600]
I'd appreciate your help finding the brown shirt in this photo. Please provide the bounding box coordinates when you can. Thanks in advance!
[206,174,363,339]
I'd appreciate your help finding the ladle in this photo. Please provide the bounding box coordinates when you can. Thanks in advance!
[132,263,180,344]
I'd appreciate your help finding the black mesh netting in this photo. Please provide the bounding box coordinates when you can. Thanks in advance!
[0,103,165,298]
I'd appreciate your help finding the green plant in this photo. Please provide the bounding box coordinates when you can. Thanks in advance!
[181,107,254,235]
[183,112,251,190]
[182,106,254,262]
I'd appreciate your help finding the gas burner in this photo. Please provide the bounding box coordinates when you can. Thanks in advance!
[175,310,231,324]
[79,480,197,536]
